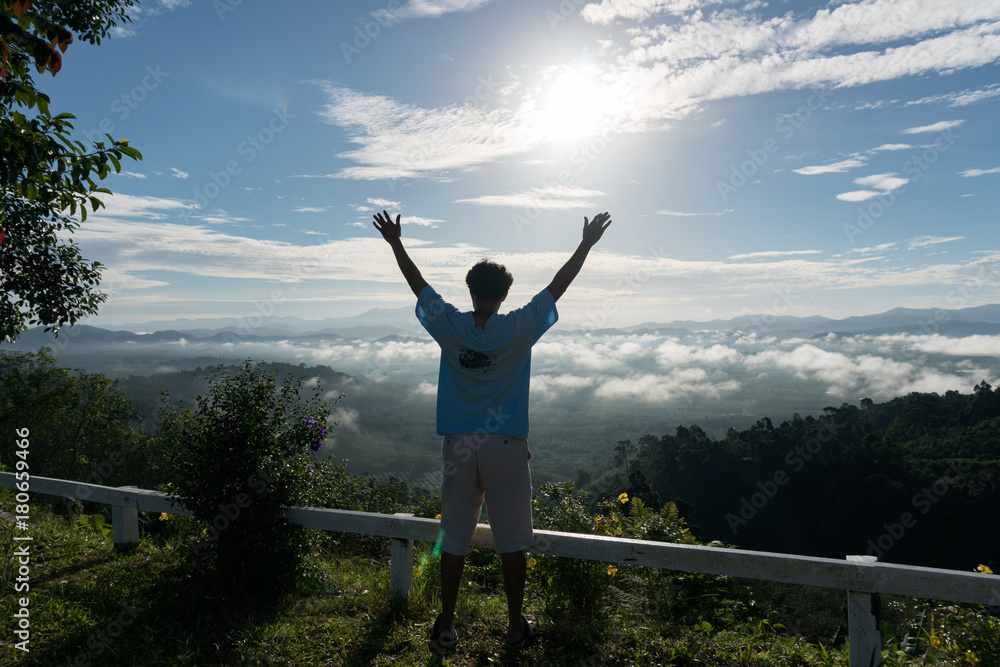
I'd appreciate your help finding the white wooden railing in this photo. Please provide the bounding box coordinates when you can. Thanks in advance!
[2,471,997,667]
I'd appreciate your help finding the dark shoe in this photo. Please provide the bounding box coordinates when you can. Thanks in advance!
[505,614,539,649]
[429,614,458,652]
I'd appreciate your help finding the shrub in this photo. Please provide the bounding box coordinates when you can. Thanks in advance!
[531,481,734,631]
[158,361,339,593]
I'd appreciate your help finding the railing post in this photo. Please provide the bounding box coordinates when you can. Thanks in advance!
[389,513,415,603]
[847,555,882,667]
[112,486,140,551]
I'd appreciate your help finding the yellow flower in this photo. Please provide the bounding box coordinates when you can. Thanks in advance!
[607,565,618,576]
[593,514,603,523]
[618,492,629,504]
[159,512,170,521]
[976,564,993,574]
[527,558,537,571]
[413,565,422,577]
[964,651,979,664]
[435,514,442,520]
[929,635,942,648]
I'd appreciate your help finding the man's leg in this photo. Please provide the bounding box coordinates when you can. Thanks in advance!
[437,434,485,643]
[439,551,465,641]
[500,549,527,643]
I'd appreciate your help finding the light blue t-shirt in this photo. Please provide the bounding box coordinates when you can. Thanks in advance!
[416,285,558,438]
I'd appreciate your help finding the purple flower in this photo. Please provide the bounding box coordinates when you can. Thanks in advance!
[304,416,316,428]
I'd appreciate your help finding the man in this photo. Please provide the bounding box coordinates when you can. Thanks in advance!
[372,209,612,651]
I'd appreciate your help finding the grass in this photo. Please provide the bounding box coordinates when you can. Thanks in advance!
[1,491,996,666]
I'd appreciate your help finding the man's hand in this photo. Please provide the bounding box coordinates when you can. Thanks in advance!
[372,209,429,297]
[582,211,612,247]
[546,211,614,302]
[373,210,402,245]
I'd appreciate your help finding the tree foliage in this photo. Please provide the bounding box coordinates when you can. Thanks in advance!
[0,348,146,486]
[1,0,140,341]
[619,384,1000,570]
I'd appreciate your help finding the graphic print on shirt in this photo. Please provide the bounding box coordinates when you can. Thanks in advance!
[458,346,496,372]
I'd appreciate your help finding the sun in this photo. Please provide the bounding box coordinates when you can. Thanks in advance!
[531,65,609,142]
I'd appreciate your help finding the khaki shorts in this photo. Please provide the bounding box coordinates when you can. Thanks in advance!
[440,433,533,556]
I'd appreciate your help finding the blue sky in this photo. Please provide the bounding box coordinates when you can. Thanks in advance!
[42,0,1000,329]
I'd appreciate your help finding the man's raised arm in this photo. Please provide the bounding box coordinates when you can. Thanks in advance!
[373,210,429,298]
[545,211,612,302]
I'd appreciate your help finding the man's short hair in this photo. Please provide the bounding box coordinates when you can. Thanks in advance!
[466,260,513,300]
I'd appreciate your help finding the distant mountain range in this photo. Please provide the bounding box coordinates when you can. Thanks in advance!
[625,304,1000,338]
[6,304,1000,349]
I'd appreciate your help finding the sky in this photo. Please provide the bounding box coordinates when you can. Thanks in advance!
[38,0,1000,330]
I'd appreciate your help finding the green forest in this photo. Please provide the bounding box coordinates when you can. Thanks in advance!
[2,348,998,574]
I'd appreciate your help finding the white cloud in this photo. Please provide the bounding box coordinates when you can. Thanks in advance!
[581,0,707,24]
[368,198,401,208]
[906,235,963,249]
[729,250,823,260]
[455,185,606,209]
[170,167,189,179]
[853,173,909,192]
[119,171,147,179]
[900,119,965,134]
[294,207,329,213]
[959,167,1000,177]
[90,193,195,219]
[404,216,443,227]
[835,189,882,202]
[794,158,866,175]
[311,83,542,180]
[912,335,1000,358]
[656,208,734,217]
[375,0,495,23]
[836,172,908,201]
[311,2,1000,180]
[905,84,1000,107]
